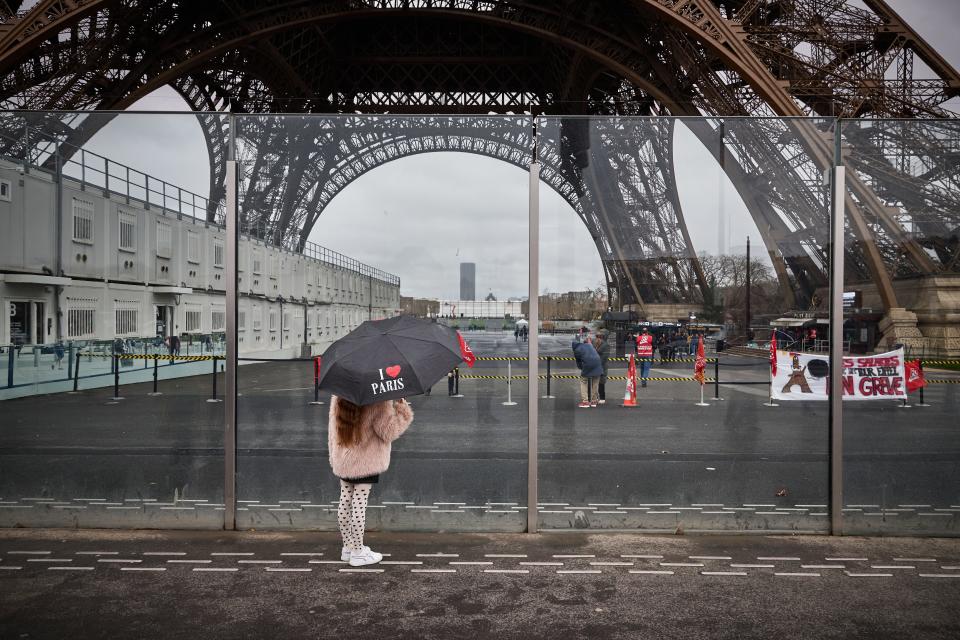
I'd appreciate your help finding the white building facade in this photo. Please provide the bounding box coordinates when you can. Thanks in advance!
[0,159,400,358]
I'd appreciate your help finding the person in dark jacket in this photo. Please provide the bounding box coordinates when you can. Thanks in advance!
[592,333,610,404]
[572,336,603,408]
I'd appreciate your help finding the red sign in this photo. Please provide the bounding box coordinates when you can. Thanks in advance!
[905,360,926,392]
[769,330,777,376]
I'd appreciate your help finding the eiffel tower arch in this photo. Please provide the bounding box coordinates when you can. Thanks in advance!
[2,0,959,352]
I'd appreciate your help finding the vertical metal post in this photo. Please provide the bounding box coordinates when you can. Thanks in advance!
[543,355,554,398]
[224,134,239,530]
[713,357,720,400]
[829,155,846,536]
[72,351,80,392]
[745,236,751,339]
[6,346,13,388]
[527,158,540,533]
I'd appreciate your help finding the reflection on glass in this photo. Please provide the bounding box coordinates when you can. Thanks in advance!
[537,116,832,532]
[840,119,960,535]
[234,115,532,532]
[0,112,226,528]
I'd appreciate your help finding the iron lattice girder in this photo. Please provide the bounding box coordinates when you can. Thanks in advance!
[1,1,960,311]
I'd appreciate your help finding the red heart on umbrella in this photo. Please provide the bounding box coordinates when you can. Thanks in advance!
[385,365,401,378]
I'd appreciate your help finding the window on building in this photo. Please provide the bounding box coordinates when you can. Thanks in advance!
[157,220,172,258]
[0,179,11,202]
[252,251,262,275]
[66,298,97,338]
[282,311,290,331]
[214,241,224,268]
[252,306,262,331]
[115,305,138,336]
[187,231,200,264]
[72,198,94,243]
[211,308,225,332]
[239,310,246,331]
[185,305,202,333]
[119,212,136,252]
[269,309,278,332]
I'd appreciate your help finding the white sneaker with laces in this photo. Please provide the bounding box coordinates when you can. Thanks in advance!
[348,547,383,567]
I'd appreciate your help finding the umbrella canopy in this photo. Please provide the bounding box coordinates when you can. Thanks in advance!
[515,319,529,325]
[318,315,464,406]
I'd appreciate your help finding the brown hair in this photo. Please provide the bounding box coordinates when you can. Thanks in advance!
[334,397,368,447]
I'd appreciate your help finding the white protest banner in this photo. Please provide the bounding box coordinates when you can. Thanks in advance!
[771,348,906,401]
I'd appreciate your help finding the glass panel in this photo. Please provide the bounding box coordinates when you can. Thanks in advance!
[840,118,960,535]
[0,111,226,527]
[536,116,833,532]
[234,115,532,531]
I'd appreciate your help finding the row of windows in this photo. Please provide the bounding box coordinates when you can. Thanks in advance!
[67,199,395,296]
[71,199,224,268]
[65,305,228,338]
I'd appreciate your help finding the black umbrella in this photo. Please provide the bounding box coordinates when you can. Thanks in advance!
[317,315,464,406]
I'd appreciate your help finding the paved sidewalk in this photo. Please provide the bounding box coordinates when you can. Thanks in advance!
[1,529,958,639]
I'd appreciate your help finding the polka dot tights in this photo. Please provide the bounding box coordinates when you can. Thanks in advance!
[337,480,372,552]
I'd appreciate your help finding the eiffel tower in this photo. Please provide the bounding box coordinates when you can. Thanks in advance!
[1,0,958,352]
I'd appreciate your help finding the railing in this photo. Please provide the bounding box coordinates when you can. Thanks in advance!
[1,122,401,288]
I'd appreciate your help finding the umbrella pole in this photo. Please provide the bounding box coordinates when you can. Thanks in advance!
[502,360,517,406]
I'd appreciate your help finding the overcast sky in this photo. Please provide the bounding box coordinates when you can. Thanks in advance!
[77,0,960,300]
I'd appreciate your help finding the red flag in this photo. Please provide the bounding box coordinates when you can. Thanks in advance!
[905,360,926,391]
[769,330,777,376]
[457,331,476,368]
[693,335,706,385]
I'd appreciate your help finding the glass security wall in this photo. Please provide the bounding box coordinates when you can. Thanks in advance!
[0,112,226,527]
[536,117,834,532]
[233,115,531,532]
[2,111,958,536]
[839,119,960,536]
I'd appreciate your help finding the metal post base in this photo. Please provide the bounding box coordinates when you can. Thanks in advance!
[206,398,223,403]
[502,401,518,406]
[308,400,325,405]
[763,401,779,407]
[110,397,125,401]
[147,391,163,396]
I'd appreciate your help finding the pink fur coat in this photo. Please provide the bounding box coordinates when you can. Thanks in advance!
[328,396,413,479]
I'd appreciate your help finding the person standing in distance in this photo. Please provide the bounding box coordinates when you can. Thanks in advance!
[635,326,654,388]
[328,395,413,566]
[592,332,610,404]
[573,334,604,408]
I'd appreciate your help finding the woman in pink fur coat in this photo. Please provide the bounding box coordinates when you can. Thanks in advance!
[328,395,413,567]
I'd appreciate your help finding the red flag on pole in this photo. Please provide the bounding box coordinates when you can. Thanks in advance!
[905,360,926,391]
[693,335,706,385]
[456,331,476,368]
[769,330,777,376]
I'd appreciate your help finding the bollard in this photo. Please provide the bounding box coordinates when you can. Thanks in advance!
[148,356,161,396]
[67,346,75,381]
[453,366,463,398]
[71,352,81,392]
[915,361,931,407]
[111,355,124,401]
[6,346,13,388]
[33,345,39,368]
[542,356,555,399]
[143,344,148,369]
[712,358,722,400]
[207,356,222,403]
[309,356,324,405]
[502,359,517,406]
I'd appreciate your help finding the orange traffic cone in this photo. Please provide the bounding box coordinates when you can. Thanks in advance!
[622,353,638,407]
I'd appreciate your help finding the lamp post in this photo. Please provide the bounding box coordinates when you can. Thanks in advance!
[745,236,752,341]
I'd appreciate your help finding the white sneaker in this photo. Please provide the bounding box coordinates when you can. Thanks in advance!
[348,547,383,567]
[341,545,371,561]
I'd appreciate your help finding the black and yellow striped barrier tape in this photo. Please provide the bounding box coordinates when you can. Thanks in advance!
[466,375,717,382]
[81,352,218,361]
[474,356,717,363]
